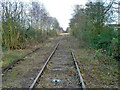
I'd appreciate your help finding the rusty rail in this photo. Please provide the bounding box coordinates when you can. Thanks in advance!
[68,38,86,90]
[29,40,61,90]
[2,48,40,73]
[29,38,85,89]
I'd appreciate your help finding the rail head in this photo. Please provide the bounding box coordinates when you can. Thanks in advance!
[68,38,86,90]
[29,39,85,89]
[29,40,61,90]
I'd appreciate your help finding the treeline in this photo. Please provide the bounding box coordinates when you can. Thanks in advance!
[1,1,60,50]
[69,1,119,59]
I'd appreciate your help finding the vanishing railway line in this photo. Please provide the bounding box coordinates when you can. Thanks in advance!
[29,38,85,89]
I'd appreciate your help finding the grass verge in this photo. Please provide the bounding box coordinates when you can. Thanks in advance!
[70,36,119,88]
[2,36,61,69]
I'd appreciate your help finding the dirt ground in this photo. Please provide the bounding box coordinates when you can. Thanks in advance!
[2,36,62,88]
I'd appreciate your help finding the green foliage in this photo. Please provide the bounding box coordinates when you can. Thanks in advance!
[25,29,36,40]
[91,32,111,49]
[109,37,118,56]
[90,30,118,57]
[69,1,118,59]
[94,49,104,59]
[1,1,60,50]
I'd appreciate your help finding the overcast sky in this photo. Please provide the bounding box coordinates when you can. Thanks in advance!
[27,0,88,30]
[4,0,118,30]
[40,0,88,30]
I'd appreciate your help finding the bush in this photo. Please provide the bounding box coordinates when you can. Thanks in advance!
[109,37,118,57]
[91,32,111,49]
[90,29,118,57]
[25,29,36,40]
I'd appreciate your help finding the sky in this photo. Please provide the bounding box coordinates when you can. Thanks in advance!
[3,0,118,30]
[27,0,88,30]
[39,0,87,30]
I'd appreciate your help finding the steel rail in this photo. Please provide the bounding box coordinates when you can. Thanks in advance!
[2,48,40,73]
[68,39,86,90]
[29,40,61,90]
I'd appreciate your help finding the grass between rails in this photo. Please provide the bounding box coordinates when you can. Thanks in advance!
[70,36,119,88]
[2,36,61,69]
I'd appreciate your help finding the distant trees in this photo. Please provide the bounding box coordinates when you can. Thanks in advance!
[69,0,119,58]
[1,1,60,50]
[1,2,26,49]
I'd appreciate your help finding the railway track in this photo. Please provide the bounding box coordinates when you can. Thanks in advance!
[29,38,85,89]
[2,47,40,73]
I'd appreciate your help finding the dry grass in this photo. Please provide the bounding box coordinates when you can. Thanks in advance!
[2,36,62,88]
[2,36,61,69]
[70,36,119,88]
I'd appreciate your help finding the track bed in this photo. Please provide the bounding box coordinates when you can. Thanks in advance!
[35,39,80,88]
